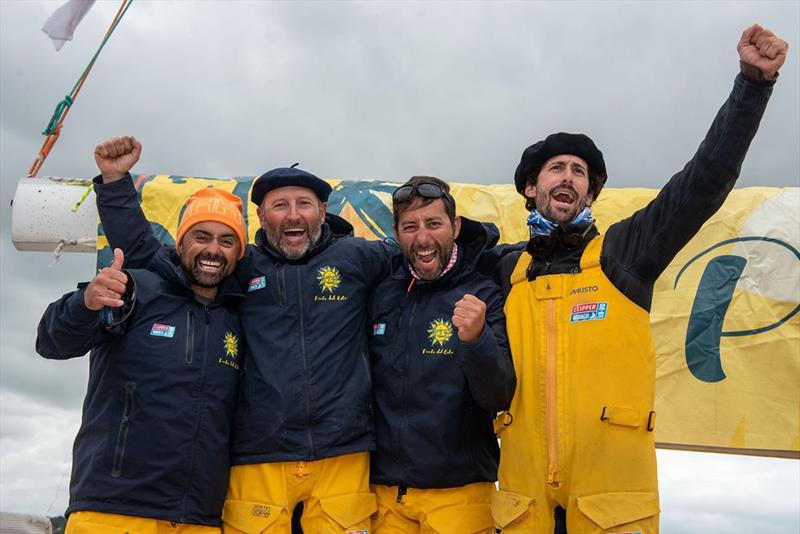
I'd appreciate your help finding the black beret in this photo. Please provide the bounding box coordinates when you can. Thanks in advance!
[514,133,607,196]
[251,167,332,205]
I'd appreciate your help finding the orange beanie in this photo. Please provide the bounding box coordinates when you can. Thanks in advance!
[176,189,247,258]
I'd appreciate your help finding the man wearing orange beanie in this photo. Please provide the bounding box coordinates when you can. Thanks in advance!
[36,176,248,533]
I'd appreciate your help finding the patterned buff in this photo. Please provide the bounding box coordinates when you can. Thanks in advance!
[527,207,594,237]
[408,243,459,280]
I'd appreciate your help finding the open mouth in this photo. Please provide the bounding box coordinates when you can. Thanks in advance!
[551,187,577,208]
[197,257,226,274]
[282,227,307,242]
[415,248,438,265]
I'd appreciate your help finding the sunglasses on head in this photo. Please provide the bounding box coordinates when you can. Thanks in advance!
[392,182,454,206]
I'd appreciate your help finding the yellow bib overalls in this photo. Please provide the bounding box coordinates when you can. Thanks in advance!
[493,236,660,533]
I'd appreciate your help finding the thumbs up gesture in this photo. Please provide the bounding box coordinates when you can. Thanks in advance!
[84,249,129,310]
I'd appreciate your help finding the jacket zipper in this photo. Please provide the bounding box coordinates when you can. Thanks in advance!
[182,304,210,521]
[185,310,195,364]
[398,292,418,477]
[545,298,559,486]
[297,267,315,458]
[276,264,287,307]
[111,381,136,477]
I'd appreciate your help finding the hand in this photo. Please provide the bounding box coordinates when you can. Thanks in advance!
[452,294,486,344]
[94,136,142,183]
[738,24,788,80]
[84,248,128,310]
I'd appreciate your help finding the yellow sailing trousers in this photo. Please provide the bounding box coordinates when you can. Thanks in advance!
[495,237,660,533]
[222,452,376,533]
[371,482,494,534]
[65,511,220,534]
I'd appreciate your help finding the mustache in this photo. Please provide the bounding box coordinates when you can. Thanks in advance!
[548,183,578,197]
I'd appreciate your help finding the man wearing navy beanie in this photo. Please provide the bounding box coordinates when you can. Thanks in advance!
[222,165,389,533]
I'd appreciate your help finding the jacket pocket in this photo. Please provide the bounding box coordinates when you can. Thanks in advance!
[110,381,135,477]
[576,491,659,530]
[427,503,493,534]
[491,489,534,530]
[319,492,376,528]
[222,499,284,533]
[185,310,195,364]
[600,405,641,428]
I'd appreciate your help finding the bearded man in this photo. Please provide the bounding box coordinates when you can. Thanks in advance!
[493,24,788,534]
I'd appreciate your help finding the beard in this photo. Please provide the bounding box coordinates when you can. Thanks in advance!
[183,251,229,288]
[265,218,323,260]
[408,240,453,280]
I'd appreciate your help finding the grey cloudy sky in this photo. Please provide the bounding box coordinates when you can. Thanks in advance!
[1,0,798,531]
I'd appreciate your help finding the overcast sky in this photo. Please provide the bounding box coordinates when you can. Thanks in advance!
[1,1,798,531]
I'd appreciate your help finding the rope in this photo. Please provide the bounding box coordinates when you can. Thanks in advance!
[28,0,134,178]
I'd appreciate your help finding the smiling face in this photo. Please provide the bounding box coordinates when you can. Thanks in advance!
[395,198,461,280]
[178,221,241,295]
[258,186,327,260]
[525,154,594,225]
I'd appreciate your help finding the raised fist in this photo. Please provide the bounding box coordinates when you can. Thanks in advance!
[452,293,487,344]
[738,24,788,80]
[84,248,128,311]
[94,136,142,183]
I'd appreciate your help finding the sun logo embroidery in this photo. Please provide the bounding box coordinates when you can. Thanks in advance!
[223,331,239,358]
[317,265,341,294]
[427,318,453,347]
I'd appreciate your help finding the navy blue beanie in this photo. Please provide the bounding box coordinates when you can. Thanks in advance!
[251,167,332,205]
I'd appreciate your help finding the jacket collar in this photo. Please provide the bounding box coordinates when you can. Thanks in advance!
[526,221,598,258]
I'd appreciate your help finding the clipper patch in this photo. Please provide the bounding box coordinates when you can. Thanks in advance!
[346,531,369,534]
[150,323,176,338]
[248,276,267,292]
[570,302,608,323]
[373,323,386,336]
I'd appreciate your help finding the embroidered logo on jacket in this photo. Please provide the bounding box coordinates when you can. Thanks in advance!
[569,302,608,323]
[569,284,599,295]
[315,265,348,301]
[373,323,386,336]
[248,276,266,292]
[150,323,176,338]
[219,331,240,369]
[423,318,455,355]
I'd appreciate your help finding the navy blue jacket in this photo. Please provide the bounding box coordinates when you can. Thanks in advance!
[369,218,515,488]
[36,248,244,526]
[93,177,390,463]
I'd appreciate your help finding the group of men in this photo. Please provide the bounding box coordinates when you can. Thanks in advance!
[36,24,787,534]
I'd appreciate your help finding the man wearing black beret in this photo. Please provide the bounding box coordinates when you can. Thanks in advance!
[492,24,788,534]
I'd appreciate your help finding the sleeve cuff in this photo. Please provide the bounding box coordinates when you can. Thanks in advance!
[67,287,102,323]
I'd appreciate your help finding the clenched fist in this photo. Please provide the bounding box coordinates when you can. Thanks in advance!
[452,293,486,344]
[738,24,788,80]
[94,136,142,183]
[84,248,128,310]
